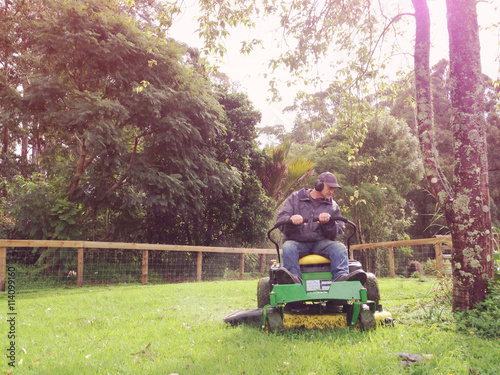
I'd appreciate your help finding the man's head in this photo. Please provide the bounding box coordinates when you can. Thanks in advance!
[314,172,342,191]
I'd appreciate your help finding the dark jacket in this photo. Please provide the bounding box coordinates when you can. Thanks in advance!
[276,188,345,242]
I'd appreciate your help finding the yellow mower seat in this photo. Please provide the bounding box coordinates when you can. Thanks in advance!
[299,254,330,265]
[299,254,331,273]
[298,255,363,273]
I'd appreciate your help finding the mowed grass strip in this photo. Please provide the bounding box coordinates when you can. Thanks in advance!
[3,279,499,374]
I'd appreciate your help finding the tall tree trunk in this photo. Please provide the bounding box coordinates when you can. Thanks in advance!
[445,0,493,311]
[412,0,494,311]
[411,0,451,205]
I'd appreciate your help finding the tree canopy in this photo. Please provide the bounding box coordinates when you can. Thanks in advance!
[0,0,272,246]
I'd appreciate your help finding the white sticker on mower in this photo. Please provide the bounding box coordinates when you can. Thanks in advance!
[306,279,332,292]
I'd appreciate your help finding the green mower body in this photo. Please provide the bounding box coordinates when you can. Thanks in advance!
[223,217,392,331]
[258,217,390,331]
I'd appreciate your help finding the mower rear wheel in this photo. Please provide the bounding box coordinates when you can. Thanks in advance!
[257,277,271,308]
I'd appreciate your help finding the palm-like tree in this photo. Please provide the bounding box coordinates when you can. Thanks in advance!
[257,140,315,211]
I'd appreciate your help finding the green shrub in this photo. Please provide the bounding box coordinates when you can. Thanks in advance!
[455,280,500,338]
[419,275,453,323]
[423,258,438,276]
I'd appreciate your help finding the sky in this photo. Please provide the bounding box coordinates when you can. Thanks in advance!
[168,0,500,130]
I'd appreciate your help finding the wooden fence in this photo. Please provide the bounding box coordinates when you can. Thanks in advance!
[0,236,452,291]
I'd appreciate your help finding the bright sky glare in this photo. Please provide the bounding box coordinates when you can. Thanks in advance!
[168,0,500,129]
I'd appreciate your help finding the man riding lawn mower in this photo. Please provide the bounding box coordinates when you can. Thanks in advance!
[224,172,392,331]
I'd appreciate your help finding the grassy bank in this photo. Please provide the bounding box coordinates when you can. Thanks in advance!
[2,278,499,374]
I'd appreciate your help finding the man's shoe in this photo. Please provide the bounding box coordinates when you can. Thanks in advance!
[274,267,302,284]
[334,270,367,285]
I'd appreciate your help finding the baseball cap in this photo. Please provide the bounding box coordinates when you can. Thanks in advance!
[318,172,342,189]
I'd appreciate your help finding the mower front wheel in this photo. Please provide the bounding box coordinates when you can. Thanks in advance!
[265,307,284,332]
[257,277,271,308]
[359,304,376,330]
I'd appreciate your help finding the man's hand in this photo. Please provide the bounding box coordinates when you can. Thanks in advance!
[318,212,331,223]
[290,213,331,224]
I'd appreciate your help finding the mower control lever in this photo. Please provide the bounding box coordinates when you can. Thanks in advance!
[267,217,357,260]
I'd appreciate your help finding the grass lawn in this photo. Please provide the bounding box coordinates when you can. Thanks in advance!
[2,278,499,374]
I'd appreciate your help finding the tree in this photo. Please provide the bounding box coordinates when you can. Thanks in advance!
[0,0,42,180]
[0,0,239,243]
[411,0,494,310]
[144,83,274,247]
[388,60,500,238]
[315,111,423,244]
[255,140,315,211]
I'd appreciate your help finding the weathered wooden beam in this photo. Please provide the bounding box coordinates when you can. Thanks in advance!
[239,254,245,279]
[259,254,266,274]
[196,252,203,282]
[435,242,443,273]
[142,250,148,285]
[350,236,452,250]
[388,247,395,278]
[77,247,84,287]
[0,239,277,254]
[0,236,452,254]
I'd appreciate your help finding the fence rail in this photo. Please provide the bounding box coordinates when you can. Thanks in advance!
[0,236,452,290]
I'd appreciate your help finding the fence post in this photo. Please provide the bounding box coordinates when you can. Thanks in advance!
[77,247,84,287]
[435,242,443,274]
[259,254,266,274]
[239,253,245,279]
[142,250,149,285]
[388,246,395,278]
[0,247,6,291]
[196,252,203,281]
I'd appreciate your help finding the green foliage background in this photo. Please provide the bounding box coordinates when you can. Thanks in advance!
[0,0,273,249]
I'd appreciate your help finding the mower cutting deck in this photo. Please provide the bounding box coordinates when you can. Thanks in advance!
[224,217,393,331]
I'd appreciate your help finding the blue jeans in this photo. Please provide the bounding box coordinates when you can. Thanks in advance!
[282,240,349,281]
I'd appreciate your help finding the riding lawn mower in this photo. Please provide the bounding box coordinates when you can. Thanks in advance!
[224,217,393,331]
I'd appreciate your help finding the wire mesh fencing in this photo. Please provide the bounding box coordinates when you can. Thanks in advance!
[351,243,440,278]
[5,247,275,290]
[2,237,451,291]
